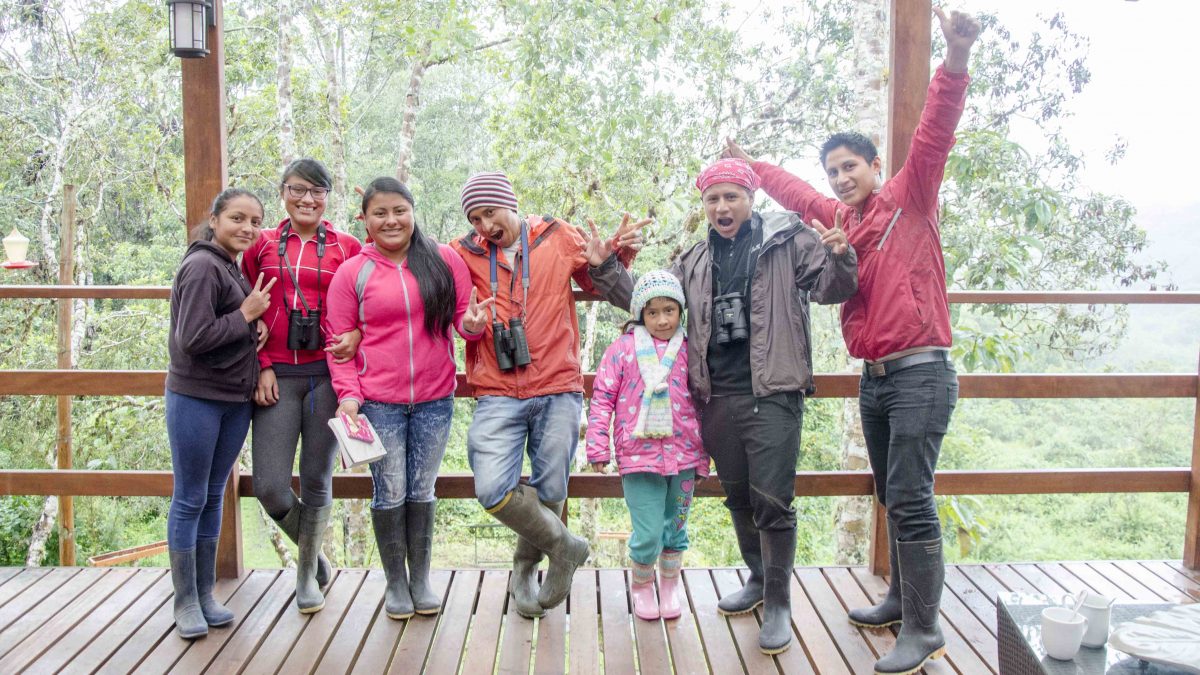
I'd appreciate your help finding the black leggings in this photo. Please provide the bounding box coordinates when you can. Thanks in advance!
[250,374,338,517]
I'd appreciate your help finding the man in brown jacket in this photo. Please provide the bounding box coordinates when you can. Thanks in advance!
[671,158,857,654]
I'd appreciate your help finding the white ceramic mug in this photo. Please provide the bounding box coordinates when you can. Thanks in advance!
[1042,606,1088,660]
[1077,591,1115,648]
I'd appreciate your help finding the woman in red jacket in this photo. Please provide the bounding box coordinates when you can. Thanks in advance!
[241,158,362,614]
[325,177,488,620]
[725,8,981,674]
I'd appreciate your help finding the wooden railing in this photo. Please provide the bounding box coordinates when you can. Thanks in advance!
[1,286,1198,578]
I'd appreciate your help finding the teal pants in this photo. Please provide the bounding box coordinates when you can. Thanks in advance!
[622,469,697,565]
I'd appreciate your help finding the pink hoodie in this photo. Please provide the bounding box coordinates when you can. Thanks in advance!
[586,332,708,477]
[325,243,481,405]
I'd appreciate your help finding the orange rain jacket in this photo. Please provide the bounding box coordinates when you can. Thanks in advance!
[450,214,635,399]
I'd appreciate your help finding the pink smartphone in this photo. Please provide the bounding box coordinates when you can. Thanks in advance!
[341,413,374,443]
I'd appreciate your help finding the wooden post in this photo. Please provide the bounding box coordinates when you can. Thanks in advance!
[887,0,932,179]
[181,0,228,238]
[868,0,932,577]
[1184,347,1200,570]
[180,0,240,577]
[868,500,889,575]
[57,185,77,566]
[217,469,243,579]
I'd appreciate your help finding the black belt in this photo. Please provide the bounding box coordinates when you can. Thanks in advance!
[863,350,950,378]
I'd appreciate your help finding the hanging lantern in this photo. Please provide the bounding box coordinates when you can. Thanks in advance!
[166,0,213,58]
[1,228,35,270]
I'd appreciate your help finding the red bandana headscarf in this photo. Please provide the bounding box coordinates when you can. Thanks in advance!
[695,158,761,194]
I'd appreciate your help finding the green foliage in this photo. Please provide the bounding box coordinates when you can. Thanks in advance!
[0,0,1187,571]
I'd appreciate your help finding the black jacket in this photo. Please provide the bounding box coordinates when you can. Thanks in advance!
[167,240,259,401]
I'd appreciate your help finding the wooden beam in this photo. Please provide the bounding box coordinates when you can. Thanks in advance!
[2,370,1194,400]
[869,500,889,575]
[181,0,227,237]
[1185,348,1200,569]
[4,286,1199,306]
[1,468,1189,499]
[216,468,242,579]
[887,0,932,178]
[57,185,76,567]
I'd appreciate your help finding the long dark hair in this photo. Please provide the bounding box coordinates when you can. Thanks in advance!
[361,177,455,335]
[280,158,333,189]
[190,187,264,242]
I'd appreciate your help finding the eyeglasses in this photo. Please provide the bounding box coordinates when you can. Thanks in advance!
[283,184,330,200]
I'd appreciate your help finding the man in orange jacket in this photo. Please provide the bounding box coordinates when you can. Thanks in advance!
[450,171,646,619]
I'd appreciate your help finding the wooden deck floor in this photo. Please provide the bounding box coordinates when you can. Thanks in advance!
[0,562,1196,674]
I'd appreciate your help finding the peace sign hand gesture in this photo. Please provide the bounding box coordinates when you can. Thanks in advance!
[240,273,277,322]
[584,214,652,267]
[463,287,494,335]
[810,210,850,257]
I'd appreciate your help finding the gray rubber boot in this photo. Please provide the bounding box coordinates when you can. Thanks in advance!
[296,501,331,614]
[372,504,414,619]
[488,485,589,611]
[509,501,561,619]
[195,539,235,626]
[718,509,765,615]
[848,515,902,628]
[758,527,796,654]
[272,500,332,590]
[170,548,208,639]
[874,538,947,675]
[406,500,441,615]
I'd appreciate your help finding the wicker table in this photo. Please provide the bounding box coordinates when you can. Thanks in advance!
[996,593,1191,674]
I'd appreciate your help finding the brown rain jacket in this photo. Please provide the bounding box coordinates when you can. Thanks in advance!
[671,211,858,403]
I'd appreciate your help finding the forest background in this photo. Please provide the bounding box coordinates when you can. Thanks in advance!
[0,0,1196,571]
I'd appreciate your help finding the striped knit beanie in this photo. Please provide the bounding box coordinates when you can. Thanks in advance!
[460,171,519,219]
[631,270,686,320]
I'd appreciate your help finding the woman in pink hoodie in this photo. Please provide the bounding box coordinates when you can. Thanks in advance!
[325,177,489,621]
[587,270,709,622]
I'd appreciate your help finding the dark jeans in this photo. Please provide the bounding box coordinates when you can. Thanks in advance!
[251,375,338,518]
[700,392,804,531]
[859,360,959,543]
[166,390,252,550]
[361,397,454,509]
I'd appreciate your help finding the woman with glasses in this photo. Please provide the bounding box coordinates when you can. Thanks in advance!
[241,158,362,613]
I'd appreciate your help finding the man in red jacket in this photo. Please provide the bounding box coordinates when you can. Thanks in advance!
[726,7,981,674]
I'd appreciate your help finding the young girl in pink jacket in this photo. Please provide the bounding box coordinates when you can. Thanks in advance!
[587,271,708,621]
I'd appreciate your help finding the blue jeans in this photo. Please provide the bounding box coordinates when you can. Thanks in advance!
[467,393,584,509]
[166,390,252,550]
[361,397,454,509]
[622,469,697,565]
[859,360,959,542]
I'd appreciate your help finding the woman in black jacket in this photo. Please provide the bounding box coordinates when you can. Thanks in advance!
[166,188,274,639]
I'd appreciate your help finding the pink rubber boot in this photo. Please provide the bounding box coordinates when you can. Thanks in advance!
[630,561,660,621]
[658,549,683,619]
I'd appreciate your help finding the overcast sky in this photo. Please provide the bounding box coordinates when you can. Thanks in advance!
[961,0,1200,211]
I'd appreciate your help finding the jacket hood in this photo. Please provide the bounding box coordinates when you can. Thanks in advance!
[184,238,236,264]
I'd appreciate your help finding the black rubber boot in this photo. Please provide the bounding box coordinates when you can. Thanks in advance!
[372,504,414,619]
[874,538,947,675]
[195,538,235,626]
[406,500,441,615]
[758,527,796,654]
[488,484,589,611]
[848,515,902,628]
[170,548,208,639]
[272,499,332,590]
[509,501,562,619]
[296,501,331,614]
[718,509,765,615]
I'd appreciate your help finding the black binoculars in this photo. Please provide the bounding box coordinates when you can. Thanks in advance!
[287,309,324,351]
[493,317,532,370]
[713,292,749,345]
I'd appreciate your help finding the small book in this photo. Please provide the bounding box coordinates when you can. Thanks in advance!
[326,414,387,469]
